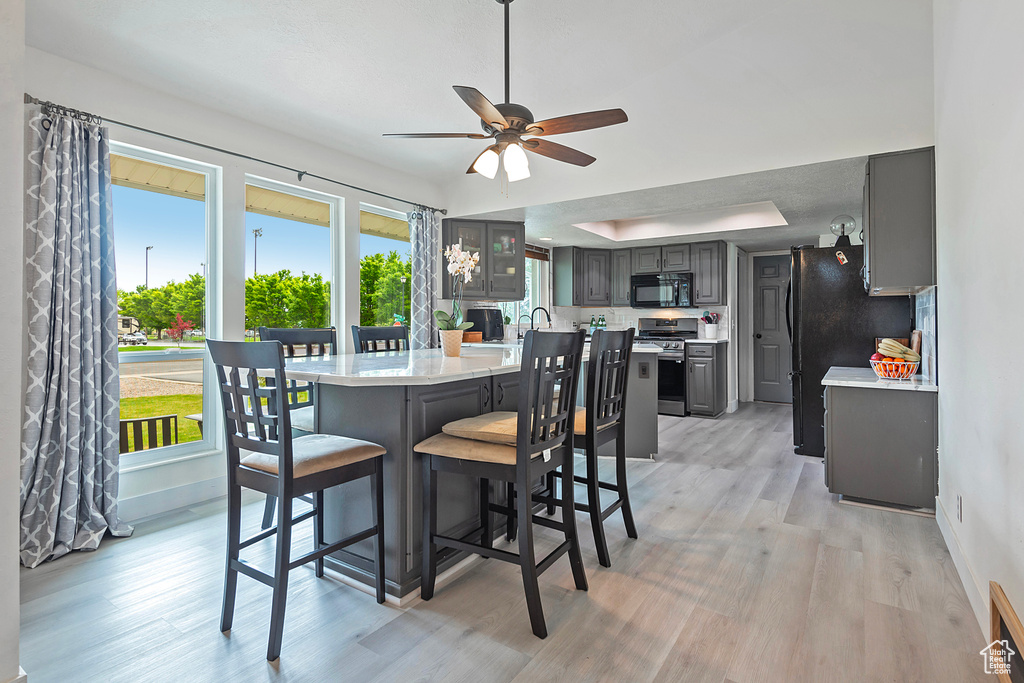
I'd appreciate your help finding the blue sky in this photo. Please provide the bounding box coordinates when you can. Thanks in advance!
[112,185,410,290]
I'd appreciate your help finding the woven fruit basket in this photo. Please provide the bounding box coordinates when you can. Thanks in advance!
[870,358,919,380]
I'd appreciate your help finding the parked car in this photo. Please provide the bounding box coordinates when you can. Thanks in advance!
[123,332,148,346]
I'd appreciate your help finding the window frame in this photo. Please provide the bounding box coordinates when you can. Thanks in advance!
[110,141,222,470]
[244,174,344,330]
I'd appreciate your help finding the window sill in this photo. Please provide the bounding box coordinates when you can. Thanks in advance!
[119,444,221,474]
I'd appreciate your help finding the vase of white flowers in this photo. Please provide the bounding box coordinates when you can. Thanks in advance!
[435,243,480,357]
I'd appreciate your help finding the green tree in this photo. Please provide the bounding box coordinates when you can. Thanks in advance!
[245,270,292,331]
[285,272,330,328]
[359,253,384,326]
[119,284,176,339]
[372,251,412,326]
[171,273,205,330]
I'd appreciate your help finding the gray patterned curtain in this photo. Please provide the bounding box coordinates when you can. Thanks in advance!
[21,108,132,568]
[409,208,440,349]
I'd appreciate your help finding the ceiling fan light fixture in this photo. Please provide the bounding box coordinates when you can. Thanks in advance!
[473,148,500,179]
[503,143,530,182]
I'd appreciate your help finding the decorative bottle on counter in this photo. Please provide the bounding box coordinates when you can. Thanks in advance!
[598,315,606,329]
[590,315,597,330]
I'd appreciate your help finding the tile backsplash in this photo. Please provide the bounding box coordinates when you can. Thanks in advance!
[550,305,730,340]
[915,286,937,383]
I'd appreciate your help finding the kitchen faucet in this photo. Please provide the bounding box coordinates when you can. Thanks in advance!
[517,314,532,339]
[530,306,551,331]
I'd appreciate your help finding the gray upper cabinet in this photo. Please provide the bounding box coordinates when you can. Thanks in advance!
[553,246,583,307]
[611,249,631,306]
[693,241,726,306]
[632,246,662,274]
[582,250,611,306]
[862,147,936,296]
[441,219,525,301]
[662,244,691,271]
[554,247,612,307]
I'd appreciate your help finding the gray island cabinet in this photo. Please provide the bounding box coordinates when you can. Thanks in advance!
[281,345,659,599]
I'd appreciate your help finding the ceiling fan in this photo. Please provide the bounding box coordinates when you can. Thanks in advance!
[383,0,628,182]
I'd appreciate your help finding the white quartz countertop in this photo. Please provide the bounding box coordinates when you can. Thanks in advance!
[282,347,523,387]
[685,338,729,344]
[821,366,938,393]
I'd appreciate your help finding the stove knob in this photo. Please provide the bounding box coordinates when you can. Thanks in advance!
[672,342,681,349]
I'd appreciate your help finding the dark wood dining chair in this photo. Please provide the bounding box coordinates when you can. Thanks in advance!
[207,339,386,661]
[414,330,588,639]
[351,325,410,353]
[257,326,337,529]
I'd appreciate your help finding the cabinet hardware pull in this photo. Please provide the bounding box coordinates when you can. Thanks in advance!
[496,383,504,404]
[482,384,490,406]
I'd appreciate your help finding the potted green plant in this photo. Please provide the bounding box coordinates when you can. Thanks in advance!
[435,244,480,357]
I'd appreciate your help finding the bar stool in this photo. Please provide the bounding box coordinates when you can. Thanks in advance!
[257,326,337,529]
[567,328,639,567]
[414,330,588,639]
[351,325,410,353]
[207,339,386,661]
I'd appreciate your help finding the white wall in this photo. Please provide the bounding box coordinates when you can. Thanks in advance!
[25,48,445,519]
[0,2,25,680]
[933,0,1024,635]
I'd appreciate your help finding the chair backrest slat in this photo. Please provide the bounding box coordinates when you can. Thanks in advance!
[258,327,337,410]
[516,330,586,470]
[351,325,410,353]
[208,339,294,478]
[118,414,180,453]
[586,328,635,432]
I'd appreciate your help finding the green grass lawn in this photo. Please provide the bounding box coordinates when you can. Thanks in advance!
[120,394,203,451]
[118,345,176,352]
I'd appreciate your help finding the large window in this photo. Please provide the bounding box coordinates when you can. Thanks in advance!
[110,149,213,454]
[359,206,411,327]
[499,249,551,331]
[244,183,333,336]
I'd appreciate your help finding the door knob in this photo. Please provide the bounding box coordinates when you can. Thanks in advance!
[755,333,762,339]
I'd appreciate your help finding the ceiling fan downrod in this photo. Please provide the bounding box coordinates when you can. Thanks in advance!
[499,0,512,104]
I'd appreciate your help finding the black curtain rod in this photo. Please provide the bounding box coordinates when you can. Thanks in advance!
[24,93,446,215]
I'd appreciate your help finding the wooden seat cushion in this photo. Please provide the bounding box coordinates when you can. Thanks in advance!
[241,433,385,478]
[414,432,517,465]
[441,409,612,447]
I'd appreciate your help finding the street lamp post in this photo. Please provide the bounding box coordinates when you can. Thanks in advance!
[145,246,154,288]
[252,227,263,276]
[200,262,206,278]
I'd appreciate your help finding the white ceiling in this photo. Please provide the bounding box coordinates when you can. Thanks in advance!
[460,155,870,252]
[25,0,933,222]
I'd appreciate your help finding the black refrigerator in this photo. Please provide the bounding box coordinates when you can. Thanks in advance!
[789,245,914,456]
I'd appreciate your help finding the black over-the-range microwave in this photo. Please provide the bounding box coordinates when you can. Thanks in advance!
[630,272,693,308]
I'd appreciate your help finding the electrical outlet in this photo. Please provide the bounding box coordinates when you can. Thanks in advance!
[957,494,963,523]
[638,362,650,379]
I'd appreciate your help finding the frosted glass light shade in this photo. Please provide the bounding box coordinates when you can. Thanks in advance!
[503,143,530,182]
[472,148,500,179]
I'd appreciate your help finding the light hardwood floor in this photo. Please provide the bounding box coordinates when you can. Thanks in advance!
[20,403,987,682]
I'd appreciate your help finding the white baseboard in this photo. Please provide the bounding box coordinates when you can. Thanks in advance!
[935,495,988,638]
[727,400,739,414]
[118,475,226,522]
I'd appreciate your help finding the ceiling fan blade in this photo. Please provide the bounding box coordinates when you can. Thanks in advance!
[523,139,596,167]
[453,86,509,129]
[383,132,490,139]
[525,108,628,136]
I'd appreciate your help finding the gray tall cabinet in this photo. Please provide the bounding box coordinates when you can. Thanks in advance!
[441,219,526,301]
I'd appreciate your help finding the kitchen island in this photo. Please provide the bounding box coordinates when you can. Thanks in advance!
[284,344,660,599]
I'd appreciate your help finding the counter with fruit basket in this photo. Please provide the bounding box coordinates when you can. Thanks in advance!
[821,366,937,392]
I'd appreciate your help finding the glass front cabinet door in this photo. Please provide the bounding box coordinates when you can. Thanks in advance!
[441,219,525,301]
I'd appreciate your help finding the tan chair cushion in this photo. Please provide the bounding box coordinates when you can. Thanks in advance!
[414,432,518,465]
[575,408,616,435]
[241,433,385,478]
[440,408,615,447]
[442,411,518,445]
[290,405,315,433]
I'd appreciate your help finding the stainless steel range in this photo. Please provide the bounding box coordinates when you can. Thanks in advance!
[637,317,698,416]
